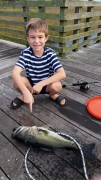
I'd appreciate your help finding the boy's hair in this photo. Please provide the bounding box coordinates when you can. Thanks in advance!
[26,18,48,37]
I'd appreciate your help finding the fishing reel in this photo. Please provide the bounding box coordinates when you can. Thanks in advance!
[62,81,90,91]
[63,80,101,91]
[79,83,90,91]
[72,81,90,91]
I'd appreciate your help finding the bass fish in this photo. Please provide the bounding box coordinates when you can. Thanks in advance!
[11,126,77,149]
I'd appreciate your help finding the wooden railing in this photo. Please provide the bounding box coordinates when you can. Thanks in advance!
[0,0,101,57]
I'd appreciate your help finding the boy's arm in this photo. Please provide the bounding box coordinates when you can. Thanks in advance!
[12,65,34,112]
[42,67,66,86]
[32,67,66,94]
[12,65,25,90]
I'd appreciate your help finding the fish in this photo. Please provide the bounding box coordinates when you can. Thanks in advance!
[11,126,77,150]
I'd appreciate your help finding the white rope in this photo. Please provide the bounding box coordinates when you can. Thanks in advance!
[24,133,89,180]
[25,147,36,180]
[58,132,89,180]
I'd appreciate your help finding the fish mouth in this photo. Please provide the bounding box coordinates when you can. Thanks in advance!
[11,126,24,139]
[12,127,18,132]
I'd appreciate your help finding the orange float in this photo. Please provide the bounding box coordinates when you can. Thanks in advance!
[86,96,101,120]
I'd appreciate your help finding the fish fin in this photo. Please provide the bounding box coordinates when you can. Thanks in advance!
[39,128,49,135]
[82,143,101,169]
[39,125,54,134]
[42,124,53,130]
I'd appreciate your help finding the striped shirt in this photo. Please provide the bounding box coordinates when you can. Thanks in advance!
[16,46,62,84]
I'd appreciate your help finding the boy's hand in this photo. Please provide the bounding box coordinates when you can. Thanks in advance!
[23,91,34,112]
[32,82,44,94]
[28,95,34,112]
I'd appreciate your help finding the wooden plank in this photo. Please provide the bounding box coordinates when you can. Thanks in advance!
[0,0,101,8]
[0,40,26,49]
[0,169,9,180]
[0,35,27,46]
[62,87,89,104]
[0,62,15,71]
[64,55,101,67]
[50,29,101,43]
[0,48,21,60]
[0,27,24,36]
[0,76,13,88]
[63,20,101,32]
[0,47,13,52]
[1,19,101,33]
[0,59,17,67]
[64,11,101,20]
[0,19,25,26]
[0,11,101,21]
[0,66,13,76]
[0,47,21,55]
[0,72,11,80]
[63,64,101,81]
[63,61,101,75]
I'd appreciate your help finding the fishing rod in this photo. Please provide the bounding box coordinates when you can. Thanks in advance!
[62,81,101,91]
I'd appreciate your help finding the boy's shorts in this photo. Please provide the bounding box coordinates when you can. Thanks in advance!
[27,77,49,94]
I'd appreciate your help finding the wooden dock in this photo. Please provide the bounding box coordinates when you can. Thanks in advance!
[0,40,101,180]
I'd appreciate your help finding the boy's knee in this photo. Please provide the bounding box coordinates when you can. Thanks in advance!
[49,82,62,92]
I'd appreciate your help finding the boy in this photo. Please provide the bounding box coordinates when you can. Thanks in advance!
[10,18,66,112]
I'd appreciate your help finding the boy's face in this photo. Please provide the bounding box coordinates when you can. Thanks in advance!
[27,29,48,56]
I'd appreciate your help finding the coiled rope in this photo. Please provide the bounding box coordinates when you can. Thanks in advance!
[24,133,89,180]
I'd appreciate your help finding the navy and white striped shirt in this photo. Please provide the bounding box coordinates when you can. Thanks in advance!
[16,46,62,84]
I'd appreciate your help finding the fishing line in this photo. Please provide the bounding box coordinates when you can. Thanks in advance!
[58,132,89,180]
[25,147,36,180]
[24,133,89,180]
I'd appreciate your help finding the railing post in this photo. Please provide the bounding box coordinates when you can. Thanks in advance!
[59,6,68,57]
[38,7,45,19]
[22,1,29,24]
[97,15,101,43]
[22,1,29,46]
[73,6,82,51]
[84,5,93,47]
